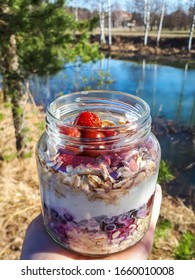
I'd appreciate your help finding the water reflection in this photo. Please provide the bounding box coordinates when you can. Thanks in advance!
[30,58,195,127]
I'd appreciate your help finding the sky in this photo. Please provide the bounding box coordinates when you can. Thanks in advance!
[68,0,192,12]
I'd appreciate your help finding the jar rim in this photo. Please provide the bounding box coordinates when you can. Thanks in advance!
[46,90,150,129]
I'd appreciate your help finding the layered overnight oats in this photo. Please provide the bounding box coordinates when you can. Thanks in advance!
[36,91,161,256]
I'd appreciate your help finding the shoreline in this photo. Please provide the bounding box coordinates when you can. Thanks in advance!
[90,35,195,61]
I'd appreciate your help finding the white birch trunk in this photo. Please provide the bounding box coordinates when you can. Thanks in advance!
[107,0,112,46]
[98,0,106,44]
[75,6,78,21]
[144,0,150,46]
[157,1,165,47]
[188,3,195,52]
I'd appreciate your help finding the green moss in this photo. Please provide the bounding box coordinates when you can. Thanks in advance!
[2,152,17,162]
[0,113,5,122]
[175,231,195,260]
[158,160,175,184]
[155,219,172,239]
[36,121,45,132]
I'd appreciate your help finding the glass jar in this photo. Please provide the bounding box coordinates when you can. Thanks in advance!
[35,91,161,257]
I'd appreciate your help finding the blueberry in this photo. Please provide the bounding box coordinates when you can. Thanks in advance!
[109,171,118,180]
[63,213,73,221]
[104,216,117,224]
[104,223,117,233]
[128,209,137,217]
[87,220,100,231]
[117,213,129,224]
[50,209,59,219]
[59,215,67,225]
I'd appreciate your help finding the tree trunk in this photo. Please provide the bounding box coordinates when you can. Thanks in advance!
[3,34,25,156]
[98,0,106,44]
[157,1,165,47]
[144,0,150,46]
[188,3,195,52]
[75,6,78,21]
[107,0,112,46]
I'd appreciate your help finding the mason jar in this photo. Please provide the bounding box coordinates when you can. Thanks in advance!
[35,90,161,257]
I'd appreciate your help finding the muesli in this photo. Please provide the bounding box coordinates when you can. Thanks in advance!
[36,109,160,256]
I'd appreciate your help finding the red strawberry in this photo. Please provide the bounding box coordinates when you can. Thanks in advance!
[84,130,105,139]
[73,111,102,127]
[58,125,81,138]
[103,129,116,137]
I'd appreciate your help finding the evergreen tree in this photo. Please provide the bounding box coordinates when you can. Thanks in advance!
[0,0,100,156]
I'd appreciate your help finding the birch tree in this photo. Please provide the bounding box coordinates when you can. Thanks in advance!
[98,0,106,44]
[157,0,165,47]
[67,0,78,21]
[107,0,112,46]
[188,2,195,52]
[144,0,151,46]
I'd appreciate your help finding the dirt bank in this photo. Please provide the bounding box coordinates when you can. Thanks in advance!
[90,35,195,60]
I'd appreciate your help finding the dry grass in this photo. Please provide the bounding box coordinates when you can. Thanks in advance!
[0,96,194,260]
[93,28,192,38]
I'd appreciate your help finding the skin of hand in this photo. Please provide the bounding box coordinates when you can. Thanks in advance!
[20,184,162,260]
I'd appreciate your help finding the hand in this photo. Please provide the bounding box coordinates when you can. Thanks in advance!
[20,184,162,260]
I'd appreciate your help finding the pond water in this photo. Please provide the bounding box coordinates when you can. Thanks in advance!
[30,58,195,206]
[31,58,195,126]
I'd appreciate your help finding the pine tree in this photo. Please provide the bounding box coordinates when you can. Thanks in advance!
[0,0,100,156]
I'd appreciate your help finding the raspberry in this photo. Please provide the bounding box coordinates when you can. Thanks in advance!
[73,111,102,127]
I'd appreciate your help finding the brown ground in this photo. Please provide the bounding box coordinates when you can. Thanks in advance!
[90,34,195,60]
[0,95,194,260]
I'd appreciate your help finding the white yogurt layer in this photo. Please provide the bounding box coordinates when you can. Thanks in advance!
[40,171,157,222]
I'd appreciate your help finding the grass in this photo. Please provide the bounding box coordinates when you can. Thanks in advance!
[155,219,172,239]
[0,113,5,122]
[158,160,175,184]
[92,28,192,38]
[175,232,195,260]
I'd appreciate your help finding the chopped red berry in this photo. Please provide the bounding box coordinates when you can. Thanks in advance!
[84,130,105,139]
[73,111,102,127]
[129,159,139,172]
[58,125,81,138]
[72,155,96,167]
[59,153,96,168]
[103,130,116,137]
[59,153,74,166]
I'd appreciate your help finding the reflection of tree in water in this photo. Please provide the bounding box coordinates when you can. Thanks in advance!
[136,59,146,97]
[176,62,188,124]
[189,98,195,126]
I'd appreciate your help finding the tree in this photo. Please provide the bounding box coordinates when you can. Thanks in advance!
[156,0,165,46]
[144,0,151,46]
[0,0,100,157]
[107,0,112,46]
[98,0,106,44]
[188,2,195,51]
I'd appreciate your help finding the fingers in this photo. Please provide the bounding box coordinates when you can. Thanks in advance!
[150,184,162,232]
